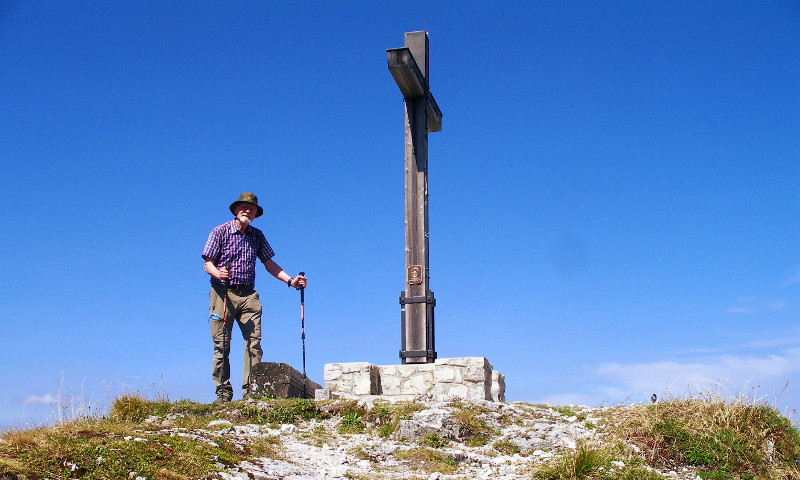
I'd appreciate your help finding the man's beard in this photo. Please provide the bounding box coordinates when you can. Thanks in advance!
[237,214,252,226]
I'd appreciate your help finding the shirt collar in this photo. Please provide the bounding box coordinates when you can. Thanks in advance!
[227,218,251,235]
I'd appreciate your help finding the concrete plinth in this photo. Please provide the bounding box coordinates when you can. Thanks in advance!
[319,357,505,402]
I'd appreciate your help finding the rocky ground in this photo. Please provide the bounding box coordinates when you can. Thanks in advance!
[135,397,704,480]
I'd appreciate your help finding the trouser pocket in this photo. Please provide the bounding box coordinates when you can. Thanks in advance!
[209,285,229,320]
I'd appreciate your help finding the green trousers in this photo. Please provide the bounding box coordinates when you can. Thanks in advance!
[209,284,263,398]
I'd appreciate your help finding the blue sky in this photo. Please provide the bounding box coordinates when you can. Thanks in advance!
[2,1,799,428]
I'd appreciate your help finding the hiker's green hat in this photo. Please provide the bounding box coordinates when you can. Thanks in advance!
[229,192,264,218]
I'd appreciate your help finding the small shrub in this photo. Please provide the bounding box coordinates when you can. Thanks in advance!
[418,433,448,448]
[247,436,281,459]
[451,404,498,447]
[535,441,610,480]
[697,470,734,480]
[534,441,667,480]
[243,398,319,425]
[394,447,458,474]
[493,439,521,455]
[614,466,667,480]
[0,457,26,478]
[550,405,587,422]
[367,403,392,424]
[366,401,423,437]
[339,411,366,434]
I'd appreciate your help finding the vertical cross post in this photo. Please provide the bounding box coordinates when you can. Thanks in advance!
[387,31,443,364]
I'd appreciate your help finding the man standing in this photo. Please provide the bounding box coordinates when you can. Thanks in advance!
[202,192,307,403]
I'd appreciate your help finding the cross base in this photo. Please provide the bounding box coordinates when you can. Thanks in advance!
[318,357,506,402]
[399,291,437,363]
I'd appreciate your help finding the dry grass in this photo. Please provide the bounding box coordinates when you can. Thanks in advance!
[364,400,424,437]
[601,394,800,479]
[533,441,666,480]
[0,416,242,479]
[393,447,460,474]
[4,392,800,480]
[449,401,499,446]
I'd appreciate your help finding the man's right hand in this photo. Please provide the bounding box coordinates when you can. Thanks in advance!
[218,265,231,281]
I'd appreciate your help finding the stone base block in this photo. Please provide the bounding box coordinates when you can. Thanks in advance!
[248,362,322,399]
[324,362,380,396]
[322,357,505,402]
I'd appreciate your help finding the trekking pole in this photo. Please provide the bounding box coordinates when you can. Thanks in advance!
[297,271,307,396]
[221,262,232,376]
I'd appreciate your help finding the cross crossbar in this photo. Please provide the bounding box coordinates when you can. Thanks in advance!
[387,48,425,98]
[387,47,443,132]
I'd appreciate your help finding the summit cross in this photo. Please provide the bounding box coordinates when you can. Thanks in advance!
[387,31,443,364]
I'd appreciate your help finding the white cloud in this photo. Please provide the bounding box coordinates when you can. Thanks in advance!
[535,392,596,407]
[725,297,787,315]
[24,393,56,404]
[781,273,800,287]
[592,348,800,402]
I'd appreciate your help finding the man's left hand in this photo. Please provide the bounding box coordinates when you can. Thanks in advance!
[291,275,307,289]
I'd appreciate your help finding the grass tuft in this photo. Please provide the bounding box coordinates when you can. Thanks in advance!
[241,398,320,425]
[339,411,366,434]
[394,447,459,474]
[365,400,424,437]
[450,403,498,446]
[604,395,800,479]
[109,394,170,423]
[534,441,666,480]
[418,432,448,448]
[493,438,521,455]
[0,417,242,479]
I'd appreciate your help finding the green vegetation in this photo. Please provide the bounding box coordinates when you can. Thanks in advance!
[393,447,459,474]
[545,405,588,422]
[365,400,424,438]
[493,438,521,455]
[534,442,665,480]
[418,432,448,448]
[241,397,319,425]
[340,411,366,434]
[2,393,798,480]
[0,417,242,479]
[449,402,499,446]
[0,395,299,480]
[604,396,800,479]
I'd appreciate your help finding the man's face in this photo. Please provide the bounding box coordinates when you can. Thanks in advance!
[234,202,257,226]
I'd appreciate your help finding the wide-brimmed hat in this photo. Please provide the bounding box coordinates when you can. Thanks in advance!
[229,192,264,218]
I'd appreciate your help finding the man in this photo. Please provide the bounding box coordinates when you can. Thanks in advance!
[202,192,307,403]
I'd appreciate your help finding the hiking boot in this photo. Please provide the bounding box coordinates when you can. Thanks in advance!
[214,386,233,404]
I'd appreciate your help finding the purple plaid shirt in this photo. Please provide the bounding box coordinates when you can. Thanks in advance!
[202,219,275,286]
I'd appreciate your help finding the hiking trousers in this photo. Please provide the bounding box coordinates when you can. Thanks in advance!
[209,284,263,398]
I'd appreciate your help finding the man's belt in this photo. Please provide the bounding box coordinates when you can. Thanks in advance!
[227,284,254,294]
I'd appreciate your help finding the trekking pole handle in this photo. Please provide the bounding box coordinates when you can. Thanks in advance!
[223,262,232,286]
[298,272,305,301]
